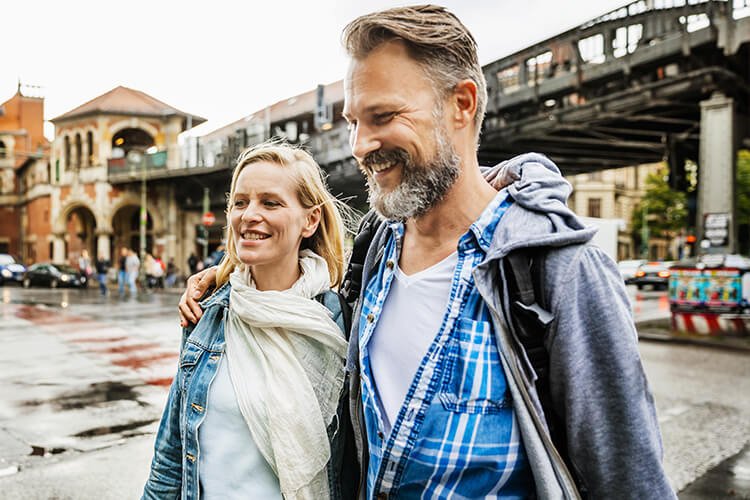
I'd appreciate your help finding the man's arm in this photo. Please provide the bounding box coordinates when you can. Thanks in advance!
[546,245,675,498]
[178,267,217,326]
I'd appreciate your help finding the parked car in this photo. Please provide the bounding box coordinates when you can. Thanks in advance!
[618,259,646,284]
[631,261,673,290]
[22,263,88,289]
[0,254,27,286]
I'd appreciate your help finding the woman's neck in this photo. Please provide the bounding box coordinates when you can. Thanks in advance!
[250,260,301,291]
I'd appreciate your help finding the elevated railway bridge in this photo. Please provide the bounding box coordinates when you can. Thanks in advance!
[151,0,750,253]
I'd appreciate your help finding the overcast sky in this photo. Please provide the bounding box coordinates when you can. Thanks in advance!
[2,0,628,139]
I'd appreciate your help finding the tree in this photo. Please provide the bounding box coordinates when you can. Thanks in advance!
[736,150,750,254]
[631,166,687,257]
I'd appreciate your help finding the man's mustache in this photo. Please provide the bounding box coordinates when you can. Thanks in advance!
[361,148,410,171]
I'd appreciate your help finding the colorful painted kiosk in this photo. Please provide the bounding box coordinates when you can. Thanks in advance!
[669,254,750,336]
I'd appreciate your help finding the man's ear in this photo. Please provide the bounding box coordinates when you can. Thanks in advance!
[302,206,322,238]
[451,79,478,131]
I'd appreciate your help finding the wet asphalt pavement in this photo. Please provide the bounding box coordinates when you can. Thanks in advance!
[0,284,747,499]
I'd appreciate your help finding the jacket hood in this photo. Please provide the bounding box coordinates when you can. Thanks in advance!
[488,153,598,259]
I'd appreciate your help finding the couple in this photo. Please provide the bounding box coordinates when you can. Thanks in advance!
[144,5,675,499]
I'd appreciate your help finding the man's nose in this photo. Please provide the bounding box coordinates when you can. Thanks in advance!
[350,124,381,163]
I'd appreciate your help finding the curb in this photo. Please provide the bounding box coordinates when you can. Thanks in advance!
[636,318,750,353]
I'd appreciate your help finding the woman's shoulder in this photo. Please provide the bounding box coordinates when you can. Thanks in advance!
[315,289,350,338]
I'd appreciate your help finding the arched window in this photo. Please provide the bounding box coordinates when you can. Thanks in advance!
[75,133,82,169]
[86,131,94,166]
[0,140,6,158]
[64,136,71,169]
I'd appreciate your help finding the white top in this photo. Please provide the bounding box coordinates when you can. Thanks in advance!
[199,357,282,499]
[369,251,457,432]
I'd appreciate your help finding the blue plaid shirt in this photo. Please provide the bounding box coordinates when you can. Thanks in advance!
[358,190,534,498]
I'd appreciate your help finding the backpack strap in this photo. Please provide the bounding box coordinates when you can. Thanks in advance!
[504,249,584,494]
[505,249,553,382]
[340,210,384,307]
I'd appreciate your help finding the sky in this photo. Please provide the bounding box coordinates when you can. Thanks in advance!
[2,0,628,139]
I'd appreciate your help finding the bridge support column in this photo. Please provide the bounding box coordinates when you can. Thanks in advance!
[95,231,111,261]
[698,92,737,254]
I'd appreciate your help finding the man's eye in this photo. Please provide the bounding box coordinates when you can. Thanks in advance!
[374,112,395,124]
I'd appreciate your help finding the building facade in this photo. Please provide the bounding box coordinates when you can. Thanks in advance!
[46,86,205,269]
[0,83,50,263]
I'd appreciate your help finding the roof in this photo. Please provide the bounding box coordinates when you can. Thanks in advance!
[51,86,206,127]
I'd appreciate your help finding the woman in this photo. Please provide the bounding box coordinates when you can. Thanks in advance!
[143,142,352,500]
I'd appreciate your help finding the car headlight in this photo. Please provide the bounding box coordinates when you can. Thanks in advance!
[1,269,11,278]
[60,275,70,282]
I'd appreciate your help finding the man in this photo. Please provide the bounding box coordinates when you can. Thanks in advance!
[180,5,674,499]
[95,254,110,296]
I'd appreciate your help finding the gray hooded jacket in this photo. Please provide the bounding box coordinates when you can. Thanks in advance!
[346,153,675,499]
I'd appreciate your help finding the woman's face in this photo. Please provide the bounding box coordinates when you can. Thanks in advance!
[229,161,318,278]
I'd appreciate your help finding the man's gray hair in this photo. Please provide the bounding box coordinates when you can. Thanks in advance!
[342,4,487,142]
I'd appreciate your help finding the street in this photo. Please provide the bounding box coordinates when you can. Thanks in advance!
[0,285,747,499]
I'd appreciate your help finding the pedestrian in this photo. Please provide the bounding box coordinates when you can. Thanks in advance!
[95,255,110,296]
[78,249,92,288]
[125,249,140,297]
[164,258,178,288]
[211,244,226,266]
[117,247,128,297]
[187,252,198,275]
[178,5,675,499]
[143,142,355,499]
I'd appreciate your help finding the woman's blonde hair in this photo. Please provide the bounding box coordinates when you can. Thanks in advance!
[215,140,347,289]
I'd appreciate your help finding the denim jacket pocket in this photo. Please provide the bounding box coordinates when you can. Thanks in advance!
[438,318,510,414]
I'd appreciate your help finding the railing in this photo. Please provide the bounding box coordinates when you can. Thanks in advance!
[107,150,168,178]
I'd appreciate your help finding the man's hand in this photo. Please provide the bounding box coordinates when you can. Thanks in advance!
[178,266,218,327]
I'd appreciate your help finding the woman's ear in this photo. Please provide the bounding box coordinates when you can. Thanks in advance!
[302,206,322,238]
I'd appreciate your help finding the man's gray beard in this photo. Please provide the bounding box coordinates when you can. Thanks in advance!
[366,129,460,222]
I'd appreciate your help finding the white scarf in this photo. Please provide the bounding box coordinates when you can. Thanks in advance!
[225,249,347,500]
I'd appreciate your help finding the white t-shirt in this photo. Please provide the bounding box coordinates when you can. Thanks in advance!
[199,357,282,499]
[369,251,457,432]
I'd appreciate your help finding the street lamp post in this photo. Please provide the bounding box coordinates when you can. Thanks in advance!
[127,150,147,274]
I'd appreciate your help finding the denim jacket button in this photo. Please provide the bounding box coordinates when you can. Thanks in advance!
[186,453,196,463]
[191,403,204,413]
[386,260,395,270]
[366,314,375,323]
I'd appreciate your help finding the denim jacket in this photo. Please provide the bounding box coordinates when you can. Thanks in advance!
[142,283,352,500]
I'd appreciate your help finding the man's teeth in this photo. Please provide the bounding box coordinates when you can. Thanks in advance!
[372,161,397,173]
[242,232,269,240]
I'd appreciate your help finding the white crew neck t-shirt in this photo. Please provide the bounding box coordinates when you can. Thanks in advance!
[199,357,282,499]
[369,251,457,431]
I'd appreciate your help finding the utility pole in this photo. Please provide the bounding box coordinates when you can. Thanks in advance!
[202,187,210,260]
[641,204,650,259]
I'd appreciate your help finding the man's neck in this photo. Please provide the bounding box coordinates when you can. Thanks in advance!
[399,160,496,275]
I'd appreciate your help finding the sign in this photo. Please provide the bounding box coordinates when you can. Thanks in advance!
[202,211,216,226]
[703,212,730,247]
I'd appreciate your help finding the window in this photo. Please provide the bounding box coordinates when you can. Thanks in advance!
[497,65,520,93]
[526,51,553,85]
[64,136,71,169]
[86,131,94,166]
[0,140,6,158]
[587,198,602,218]
[578,34,605,64]
[75,133,82,169]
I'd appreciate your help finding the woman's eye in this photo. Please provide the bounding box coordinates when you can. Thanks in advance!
[263,200,280,208]
[233,199,247,208]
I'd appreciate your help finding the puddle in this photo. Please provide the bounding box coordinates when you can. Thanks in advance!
[22,381,146,410]
[29,446,66,457]
[73,419,157,438]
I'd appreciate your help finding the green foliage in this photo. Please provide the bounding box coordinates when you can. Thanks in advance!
[631,167,687,240]
[737,150,750,227]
